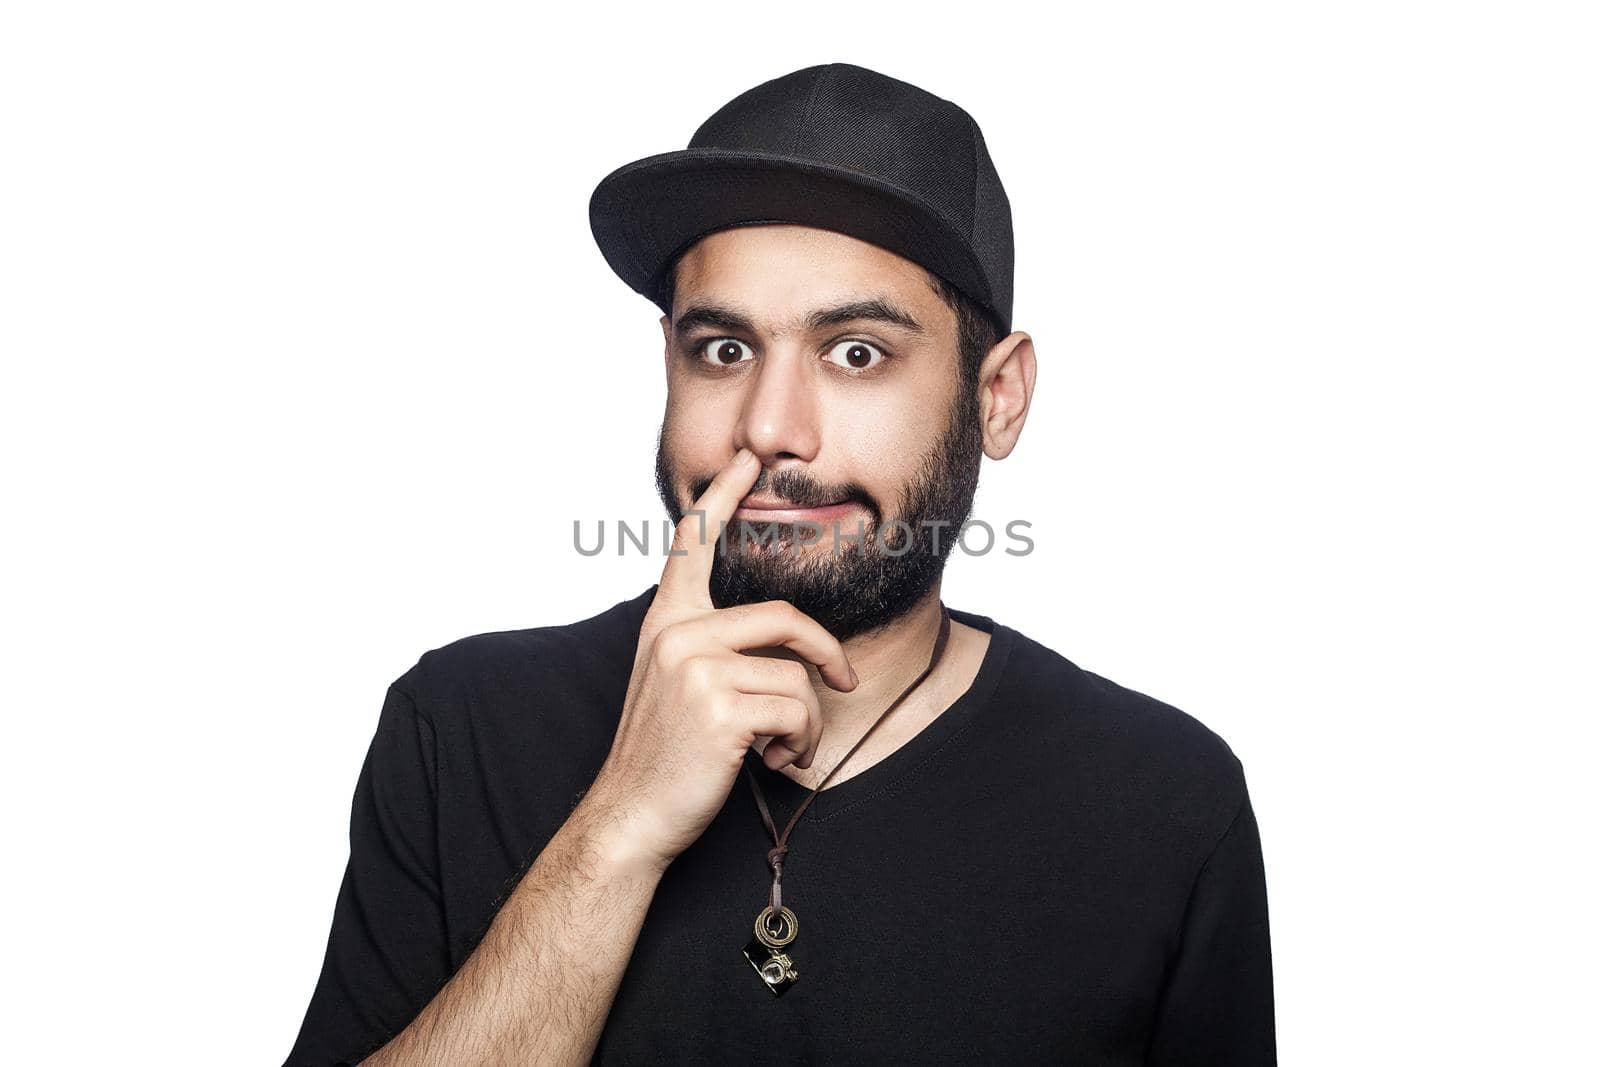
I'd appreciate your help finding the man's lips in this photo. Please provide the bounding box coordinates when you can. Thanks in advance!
[731,497,864,523]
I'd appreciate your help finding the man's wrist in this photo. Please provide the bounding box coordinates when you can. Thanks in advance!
[568,792,671,881]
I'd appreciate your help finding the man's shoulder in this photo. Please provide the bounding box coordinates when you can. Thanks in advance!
[1000,620,1248,807]
[389,586,657,721]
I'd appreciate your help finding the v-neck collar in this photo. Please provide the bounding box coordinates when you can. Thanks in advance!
[615,586,1015,825]
[738,604,1014,825]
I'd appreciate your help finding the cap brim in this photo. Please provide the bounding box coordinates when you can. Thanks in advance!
[588,148,1004,333]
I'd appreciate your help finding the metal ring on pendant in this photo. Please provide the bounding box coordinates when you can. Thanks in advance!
[754,905,798,948]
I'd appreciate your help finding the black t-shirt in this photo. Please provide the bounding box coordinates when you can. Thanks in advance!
[283,586,1275,1065]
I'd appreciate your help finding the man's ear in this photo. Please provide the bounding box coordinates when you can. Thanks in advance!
[661,314,673,376]
[978,331,1037,461]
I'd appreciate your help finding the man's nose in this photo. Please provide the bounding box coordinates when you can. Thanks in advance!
[733,347,821,463]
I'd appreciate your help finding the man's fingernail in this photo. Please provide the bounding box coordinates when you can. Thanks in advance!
[735,448,754,467]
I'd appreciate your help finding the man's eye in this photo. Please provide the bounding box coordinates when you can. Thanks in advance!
[697,338,754,366]
[825,339,886,372]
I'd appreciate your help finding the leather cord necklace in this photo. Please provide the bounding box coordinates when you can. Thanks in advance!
[740,603,953,995]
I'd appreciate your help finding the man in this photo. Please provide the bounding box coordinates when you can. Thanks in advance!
[284,62,1275,1065]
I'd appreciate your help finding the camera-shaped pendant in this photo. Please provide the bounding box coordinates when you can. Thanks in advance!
[743,905,800,996]
[743,941,799,994]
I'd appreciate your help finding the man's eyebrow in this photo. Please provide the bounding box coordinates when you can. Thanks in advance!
[673,297,928,340]
[804,297,926,335]
[672,304,757,341]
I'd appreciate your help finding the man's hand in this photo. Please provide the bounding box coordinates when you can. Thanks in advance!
[583,447,859,872]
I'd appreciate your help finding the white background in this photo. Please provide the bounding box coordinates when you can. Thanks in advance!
[3,2,1595,1062]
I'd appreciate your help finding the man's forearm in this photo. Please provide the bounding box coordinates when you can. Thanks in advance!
[359,798,665,1067]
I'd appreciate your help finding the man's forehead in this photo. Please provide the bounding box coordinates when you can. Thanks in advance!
[671,224,946,331]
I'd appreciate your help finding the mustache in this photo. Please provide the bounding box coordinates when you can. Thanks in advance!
[688,469,877,515]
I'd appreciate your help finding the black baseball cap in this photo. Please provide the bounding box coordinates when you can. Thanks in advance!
[588,62,1016,338]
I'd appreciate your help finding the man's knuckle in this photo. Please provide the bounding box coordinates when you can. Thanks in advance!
[653,623,693,667]
[681,653,716,691]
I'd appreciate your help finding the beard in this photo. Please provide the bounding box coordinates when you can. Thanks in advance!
[654,381,984,642]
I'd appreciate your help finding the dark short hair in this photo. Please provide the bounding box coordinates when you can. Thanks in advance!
[662,255,1002,394]
[925,272,1004,394]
